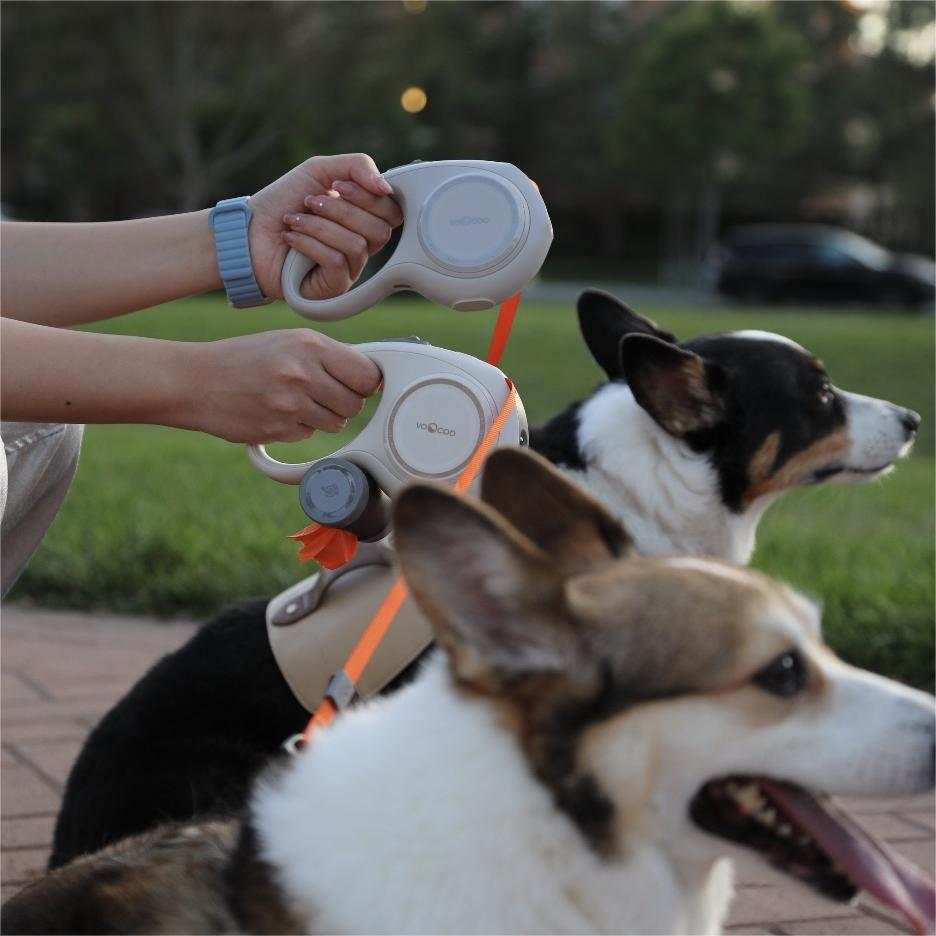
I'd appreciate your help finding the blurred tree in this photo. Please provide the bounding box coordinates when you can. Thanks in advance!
[524,1,647,260]
[2,0,932,270]
[279,2,541,167]
[2,2,303,217]
[862,1,935,253]
[774,0,935,254]
[612,1,812,283]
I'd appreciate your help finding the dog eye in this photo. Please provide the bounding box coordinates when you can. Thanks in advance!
[754,650,807,697]
[817,383,833,406]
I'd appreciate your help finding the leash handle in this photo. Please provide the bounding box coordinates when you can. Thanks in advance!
[296,294,522,746]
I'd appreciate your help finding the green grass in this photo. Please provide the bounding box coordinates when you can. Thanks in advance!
[9,296,934,690]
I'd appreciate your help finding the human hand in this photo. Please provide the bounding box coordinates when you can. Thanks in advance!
[185,329,382,444]
[249,154,403,302]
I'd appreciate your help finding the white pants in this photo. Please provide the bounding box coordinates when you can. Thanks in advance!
[1,422,84,597]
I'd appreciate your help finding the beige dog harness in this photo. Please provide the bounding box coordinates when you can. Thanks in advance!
[267,540,434,712]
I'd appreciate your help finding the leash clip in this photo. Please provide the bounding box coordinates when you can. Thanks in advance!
[324,670,358,710]
[282,733,306,757]
[282,670,358,757]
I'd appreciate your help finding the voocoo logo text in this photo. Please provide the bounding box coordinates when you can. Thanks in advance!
[416,421,456,437]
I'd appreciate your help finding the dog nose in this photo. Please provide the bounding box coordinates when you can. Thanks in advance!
[900,408,921,439]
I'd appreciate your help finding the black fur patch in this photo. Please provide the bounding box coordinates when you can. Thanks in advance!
[530,401,587,470]
[50,599,309,869]
[681,335,847,512]
[522,662,630,855]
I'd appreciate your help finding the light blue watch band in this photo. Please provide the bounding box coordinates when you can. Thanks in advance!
[209,196,270,308]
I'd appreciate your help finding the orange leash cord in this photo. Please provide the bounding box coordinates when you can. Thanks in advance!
[485,291,521,368]
[299,295,522,745]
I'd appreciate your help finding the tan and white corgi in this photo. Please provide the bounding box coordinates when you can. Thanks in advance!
[4,449,933,935]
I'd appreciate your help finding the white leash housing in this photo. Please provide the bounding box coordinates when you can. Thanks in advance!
[280,160,552,321]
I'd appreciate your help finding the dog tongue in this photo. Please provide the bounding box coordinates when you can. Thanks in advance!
[761,781,935,936]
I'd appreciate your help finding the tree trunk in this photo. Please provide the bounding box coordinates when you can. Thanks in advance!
[599,202,625,262]
[662,189,691,285]
[695,182,722,286]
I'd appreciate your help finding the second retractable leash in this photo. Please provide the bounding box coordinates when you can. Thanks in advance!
[274,298,521,751]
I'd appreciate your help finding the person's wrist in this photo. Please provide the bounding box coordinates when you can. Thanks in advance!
[179,209,223,296]
[146,339,207,432]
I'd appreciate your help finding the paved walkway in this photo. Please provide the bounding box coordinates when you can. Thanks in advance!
[2,606,933,933]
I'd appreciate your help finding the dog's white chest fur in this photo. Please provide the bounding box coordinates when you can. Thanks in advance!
[572,383,768,564]
[253,658,733,935]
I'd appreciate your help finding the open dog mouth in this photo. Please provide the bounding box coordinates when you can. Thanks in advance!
[691,776,936,935]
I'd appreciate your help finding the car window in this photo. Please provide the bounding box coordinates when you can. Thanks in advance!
[814,244,857,267]
[734,243,807,263]
[728,232,891,270]
[836,233,890,270]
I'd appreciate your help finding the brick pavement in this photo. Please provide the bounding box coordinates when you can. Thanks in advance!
[2,605,933,933]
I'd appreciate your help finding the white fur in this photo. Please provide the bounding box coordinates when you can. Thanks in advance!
[254,610,935,935]
[733,330,806,351]
[572,383,768,564]
[255,656,733,935]
[838,389,915,478]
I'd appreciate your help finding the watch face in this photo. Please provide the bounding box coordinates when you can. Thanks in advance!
[417,174,528,275]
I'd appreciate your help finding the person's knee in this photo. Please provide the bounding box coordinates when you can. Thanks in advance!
[56,423,84,485]
[0,422,85,596]
[1,421,85,531]
[21,422,84,498]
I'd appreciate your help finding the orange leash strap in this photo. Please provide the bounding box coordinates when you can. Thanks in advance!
[299,294,522,744]
[485,291,521,367]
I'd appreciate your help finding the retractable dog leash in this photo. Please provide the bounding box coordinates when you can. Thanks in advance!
[248,329,528,566]
[280,160,551,321]
[247,160,552,746]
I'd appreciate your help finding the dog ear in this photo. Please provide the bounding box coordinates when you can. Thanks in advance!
[577,289,677,380]
[480,447,631,574]
[620,335,726,438]
[393,485,580,691]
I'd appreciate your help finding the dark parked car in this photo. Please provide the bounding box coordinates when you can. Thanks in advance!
[711,225,935,308]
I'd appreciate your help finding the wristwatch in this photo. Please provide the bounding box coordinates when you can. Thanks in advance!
[209,196,271,308]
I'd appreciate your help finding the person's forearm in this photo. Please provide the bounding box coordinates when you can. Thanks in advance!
[0,318,201,427]
[1,210,221,326]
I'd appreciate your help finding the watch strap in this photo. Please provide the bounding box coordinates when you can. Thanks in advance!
[209,196,269,308]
